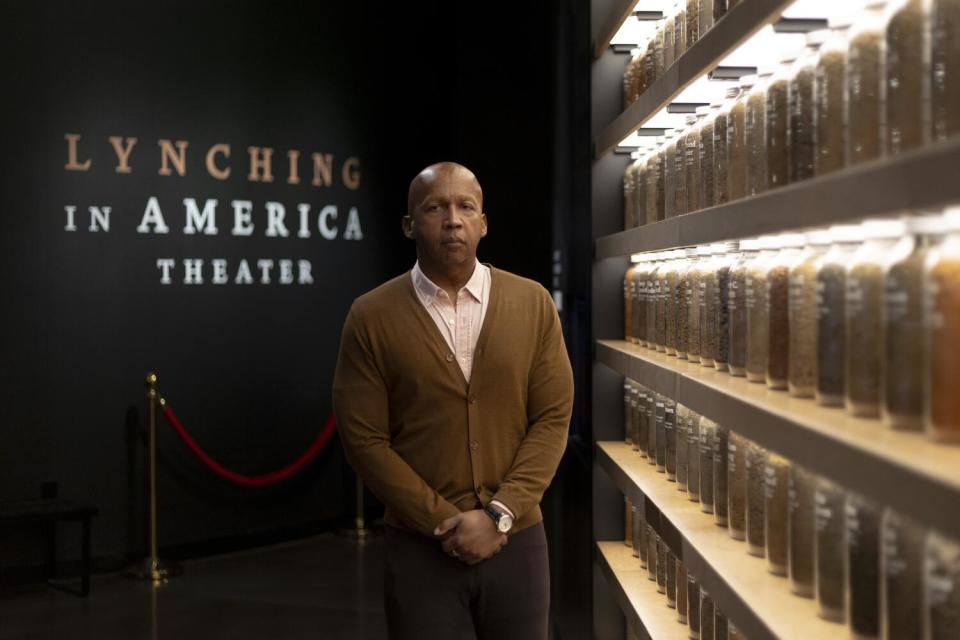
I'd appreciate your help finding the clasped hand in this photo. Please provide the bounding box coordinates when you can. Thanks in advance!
[433,509,508,565]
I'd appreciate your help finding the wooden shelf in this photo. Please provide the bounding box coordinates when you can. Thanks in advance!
[595,136,960,258]
[593,0,640,60]
[594,0,792,158]
[597,441,845,640]
[597,339,960,540]
[596,541,690,640]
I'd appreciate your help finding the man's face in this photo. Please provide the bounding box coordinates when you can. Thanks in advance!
[403,168,487,269]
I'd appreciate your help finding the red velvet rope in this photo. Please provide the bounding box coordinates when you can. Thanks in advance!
[161,403,336,487]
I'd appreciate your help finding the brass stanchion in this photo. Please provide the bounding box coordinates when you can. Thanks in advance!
[340,474,371,542]
[126,372,181,583]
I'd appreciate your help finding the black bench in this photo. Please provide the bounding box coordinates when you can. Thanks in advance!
[0,498,99,597]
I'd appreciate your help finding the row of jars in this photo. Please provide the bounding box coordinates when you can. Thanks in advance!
[623,491,743,640]
[622,379,960,639]
[622,0,738,109]
[622,209,960,442]
[623,0,960,231]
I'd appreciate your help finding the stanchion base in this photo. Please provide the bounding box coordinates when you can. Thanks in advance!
[124,557,183,583]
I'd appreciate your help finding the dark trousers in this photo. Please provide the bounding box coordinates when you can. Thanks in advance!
[383,522,550,640]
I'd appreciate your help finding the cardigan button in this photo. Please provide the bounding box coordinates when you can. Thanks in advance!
[445,353,454,362]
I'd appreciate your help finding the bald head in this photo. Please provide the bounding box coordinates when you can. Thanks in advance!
[407,162,483,216]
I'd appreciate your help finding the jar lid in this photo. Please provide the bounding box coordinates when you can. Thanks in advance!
[725,86,740,99]
[686,114,698,124]
[805,229,833,246]
[861,217,907,240]
[778,233,806,249]
[829,224,862,243]
[695,106,711,117]
[906,213,948,235]
[944,206,960,231]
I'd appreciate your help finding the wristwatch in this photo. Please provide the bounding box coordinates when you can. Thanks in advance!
[484,504,514,534]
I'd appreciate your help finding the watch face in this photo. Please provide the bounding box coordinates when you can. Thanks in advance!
[498,515,514,533]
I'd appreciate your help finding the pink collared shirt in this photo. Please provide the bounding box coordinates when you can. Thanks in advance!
[410,260,513,521]
[411,260,491,384]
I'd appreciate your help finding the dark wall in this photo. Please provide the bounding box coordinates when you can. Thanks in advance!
[0,0,564,569]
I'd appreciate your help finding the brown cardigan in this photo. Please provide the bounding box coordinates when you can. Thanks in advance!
[333,266,574,537]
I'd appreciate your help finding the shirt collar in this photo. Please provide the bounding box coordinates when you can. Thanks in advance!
[412,260,486,305]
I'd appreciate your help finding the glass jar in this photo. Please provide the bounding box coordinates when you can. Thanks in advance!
[657,534,667,593]
[674,0,687,61]
[699,244,719,368]
[624,262,637,342]
[646,142,663,226]
[624,495,633,547]
[700,0,714,36]
[638,386,650,459]
[687,410,701,503]
[624,154,637,230]
[677,559,689,623]
[623,379,634,445]
[816,224,863,407]
[884,0,930,155]
[667,550,678,607]
[664,12,677,70]
[699,104,718,209]
[686,0,700,49]
[699,417,716,514]
[765,452,790,576]
[638,502,648,568]
[632,257,648,347]
[767,233,804,390]
[930,0,960,142]
[728,238,757,376]
[847,493,881,639]
[685,114,702,213]
[746,441,767,557]
[881,509,925,640]
[925,531,960,640]
[648,393,667,473]
[714,241,736,371]
[766,53,796,190]
[676,404,690,491]
[746,68,774,196]
[657,251,671,352]
[630,383,641,452]
[664,130,678,220]
[815,478,847,622]
[713,424,729,527]
[728,74,754,201]
[847,3,888,165]
[665,397,678,480]
[791,30,827,183]
[674,122,689,217]
[656,136,668,223]
[846,218,906,418]
[816,20,853,175]
[647,253,662,351]
[727,431,747,540]
[700,588,715,640]
[789,463,816,597]
[653,19,667,81]
[688,245,709,362]
[648,391,660,464]
[714,89,736,206]
[715,609,728,640]
[677,248,697,359]
[688,572,701,639]
[633,501,644,561]
[925,207,960,442]
[634,148,649,230]
[647,522,658,581]
[624,48,639,109]
[788,230,831,397]
[882,214,944,431]
[746,236,778,383]
[714,0,727,22]
[665,250,682,356]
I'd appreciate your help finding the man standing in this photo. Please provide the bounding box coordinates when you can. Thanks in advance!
[333,162,574,639]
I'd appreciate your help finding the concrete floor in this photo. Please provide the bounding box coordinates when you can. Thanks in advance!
[0,533,387,640]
